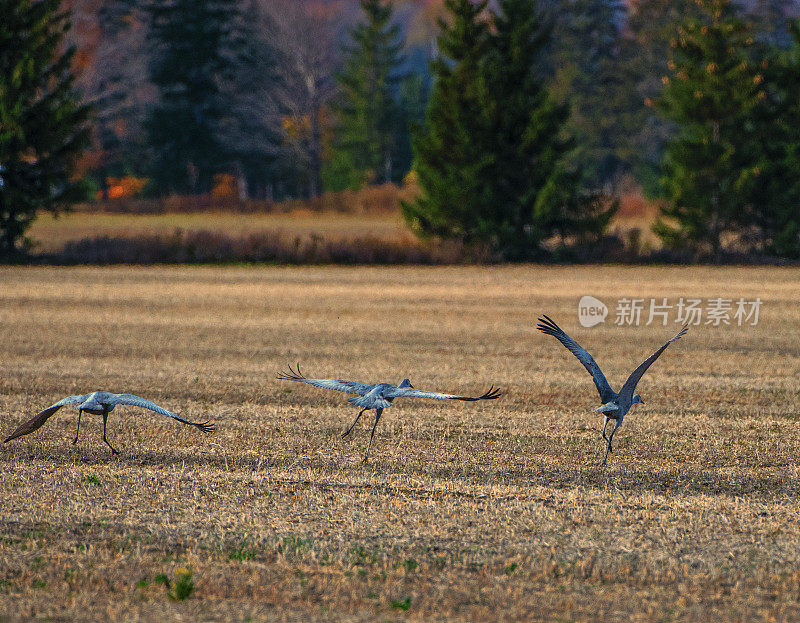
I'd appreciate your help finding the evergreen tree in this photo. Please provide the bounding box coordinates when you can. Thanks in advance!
[331,0,406,189]
[394,73,430,184]
[616,0,699,196]
[551,0,627,187]
[748,19,800,257]
[401,0,493,244]
[144,0,243,194]
[405,0,614,259]
[0,0,91,255]
[218,1,282,200]
[654,0,764,259]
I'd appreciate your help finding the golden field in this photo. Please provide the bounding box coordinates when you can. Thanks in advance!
[1,265,799,621]
[26,186,657,256]
[28,210,412,253]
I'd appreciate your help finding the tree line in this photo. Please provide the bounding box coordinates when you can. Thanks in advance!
[1,0,799,260]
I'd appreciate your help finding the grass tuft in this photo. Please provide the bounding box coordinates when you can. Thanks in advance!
[391,597,412,611]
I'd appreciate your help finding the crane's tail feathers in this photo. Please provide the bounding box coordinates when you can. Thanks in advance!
[277,362,307,381]
[348,395,390,409]
[593,402,618,413]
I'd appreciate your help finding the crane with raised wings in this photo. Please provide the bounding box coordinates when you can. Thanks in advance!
[537,315,688,465]
[278,364,501,462]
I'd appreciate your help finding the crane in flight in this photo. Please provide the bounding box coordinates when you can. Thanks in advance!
[4,391,215,455]
[278,364,501,462]
[537,315,688,465]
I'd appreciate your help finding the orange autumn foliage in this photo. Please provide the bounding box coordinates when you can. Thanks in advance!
[98,176,148,200]
[212,173,238,198]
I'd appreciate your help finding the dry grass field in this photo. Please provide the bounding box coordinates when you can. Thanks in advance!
[26,189,657,257]
[28,211,412,253]
[1,265,799,621]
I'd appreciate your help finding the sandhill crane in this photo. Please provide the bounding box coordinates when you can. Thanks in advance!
[4,391,215,454]
[537,315,688,465]
[277,364,501,462]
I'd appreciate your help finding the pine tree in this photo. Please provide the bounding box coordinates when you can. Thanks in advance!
[654,0,764,259]
[748,19,800,257]
[405,0,614,259]
[0,0,91,255]
[489,0,616,258]
[331,0,406,189]
[551,0,627,187]
[394,73,429,185]
[144,0,243,194]
[401,0,493,244]
[616,0,699,196]
[218,1,282,200]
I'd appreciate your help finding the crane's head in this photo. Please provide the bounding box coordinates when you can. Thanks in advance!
[632,394,644,405]
[398,378,414,389]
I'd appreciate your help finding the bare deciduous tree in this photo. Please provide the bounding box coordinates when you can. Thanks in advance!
[67,0,154,197]
[262,0,340,197]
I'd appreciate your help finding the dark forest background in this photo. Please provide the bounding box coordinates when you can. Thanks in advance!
[3,0,800,261]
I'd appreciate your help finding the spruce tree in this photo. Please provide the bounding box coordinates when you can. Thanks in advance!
[394,74,429,185]
[749,19,800,257]
[405,0,614,259]
[655,0,764,259]
[0,0,91,255]
[145,0,242,194]
[331,0,406,189]
[551,0,627,187]
[401,0,493,244]
[485,0,614,258]
[616,0,699,196]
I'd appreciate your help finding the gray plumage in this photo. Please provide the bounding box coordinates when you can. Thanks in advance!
[4,391,214,454]
[537,316,688,465]
[277,364,501,462]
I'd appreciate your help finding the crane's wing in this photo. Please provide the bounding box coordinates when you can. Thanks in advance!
[111,394,215,432]
[386,385,502,401]
[277,364,373,396]
[4,394,90,443]
[618,324,689,402]
[537,315,616,402]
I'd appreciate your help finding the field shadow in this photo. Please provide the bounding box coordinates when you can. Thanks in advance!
[4,441,800,500]
[459,462,800,499]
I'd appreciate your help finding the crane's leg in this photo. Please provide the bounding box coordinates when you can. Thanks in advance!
[362,408,383,464]
[601,416,609,443]
[602,439,612,466]
[602,419,622,467]
[101,412,119,455]
[73,409,83,445]
[342,408,367,438]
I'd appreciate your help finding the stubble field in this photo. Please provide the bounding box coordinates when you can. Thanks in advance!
[1,265,799,621]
